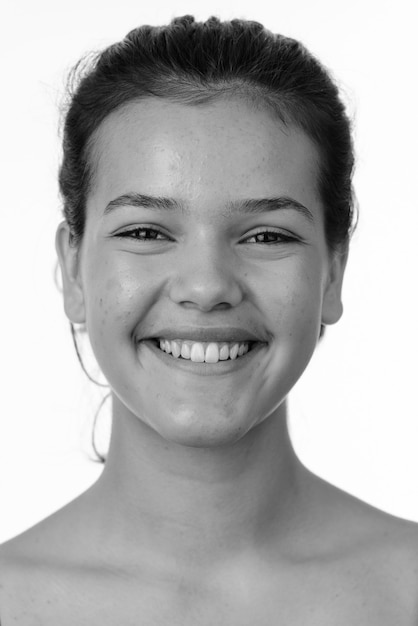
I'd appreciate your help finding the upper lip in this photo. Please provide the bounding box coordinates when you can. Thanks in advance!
[145,327,267,344]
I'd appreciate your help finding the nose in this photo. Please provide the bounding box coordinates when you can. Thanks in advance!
[168,236,244,312]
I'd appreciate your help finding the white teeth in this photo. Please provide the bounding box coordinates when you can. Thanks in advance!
[157,339,253,363]
[171,340,181,358]
[205,343,220,363]
[219,344,229,360]
[180,343,191,359]
[190,343,205,363]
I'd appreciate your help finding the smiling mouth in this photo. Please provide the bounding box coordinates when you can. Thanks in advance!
[147,338,261,364]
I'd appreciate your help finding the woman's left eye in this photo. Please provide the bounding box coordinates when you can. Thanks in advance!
[242,230,298,244]
[115,227,169,241]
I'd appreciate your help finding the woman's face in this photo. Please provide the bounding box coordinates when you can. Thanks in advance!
[58,98,346,447]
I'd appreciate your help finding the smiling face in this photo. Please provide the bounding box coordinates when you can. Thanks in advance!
[57,98,346,448]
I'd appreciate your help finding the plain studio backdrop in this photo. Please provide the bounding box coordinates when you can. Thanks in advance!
[0,0,417,542]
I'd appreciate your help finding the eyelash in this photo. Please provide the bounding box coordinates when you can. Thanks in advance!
[114,227,299,245]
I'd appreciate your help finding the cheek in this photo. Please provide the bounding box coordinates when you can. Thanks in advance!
[84,264,144,346]
[269,260,324,340]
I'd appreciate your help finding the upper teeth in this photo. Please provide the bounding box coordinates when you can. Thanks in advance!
[158,339,251,363]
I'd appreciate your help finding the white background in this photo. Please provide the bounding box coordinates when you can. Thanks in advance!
[1,0,417,542]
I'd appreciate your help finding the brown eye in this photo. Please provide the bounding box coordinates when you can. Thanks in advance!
[243,230,298,244]
[116,227,168,241]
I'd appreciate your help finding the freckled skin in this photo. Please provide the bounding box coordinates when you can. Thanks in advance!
[73,98,344,448]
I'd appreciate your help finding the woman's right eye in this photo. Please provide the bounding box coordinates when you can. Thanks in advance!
[115,227,169,241]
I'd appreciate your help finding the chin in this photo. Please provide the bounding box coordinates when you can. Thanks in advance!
[152,408,255,449]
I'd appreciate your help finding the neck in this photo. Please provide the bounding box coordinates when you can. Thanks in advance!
[90,396,310,576]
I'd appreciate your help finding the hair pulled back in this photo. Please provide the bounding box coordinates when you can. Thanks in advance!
[59,14,356,252]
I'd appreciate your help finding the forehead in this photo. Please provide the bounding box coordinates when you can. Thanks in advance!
[87,98,321,213]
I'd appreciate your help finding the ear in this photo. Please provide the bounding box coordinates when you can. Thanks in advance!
[321,246,349,326]
[55,221,86,324]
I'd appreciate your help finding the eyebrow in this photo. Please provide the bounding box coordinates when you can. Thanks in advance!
[103,192,314,222]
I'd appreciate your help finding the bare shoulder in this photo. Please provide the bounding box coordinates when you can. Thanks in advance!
[322,471,418,554]
[367,510,418,597]
[0,492,102,623]
[351,502,418,622]
[0,533,35,623]
[0,521,106,625]
[0,525,61,622]
[309,472,418,619]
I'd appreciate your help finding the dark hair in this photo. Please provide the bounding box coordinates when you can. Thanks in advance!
[59,15,357,462]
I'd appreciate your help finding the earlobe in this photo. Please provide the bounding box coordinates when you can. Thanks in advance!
[321,247,348,326]
[55,221,86,324]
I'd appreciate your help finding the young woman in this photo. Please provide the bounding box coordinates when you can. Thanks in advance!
[1,15,417,625]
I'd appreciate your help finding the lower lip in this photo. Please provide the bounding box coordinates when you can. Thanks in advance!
[140,340,267,376]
